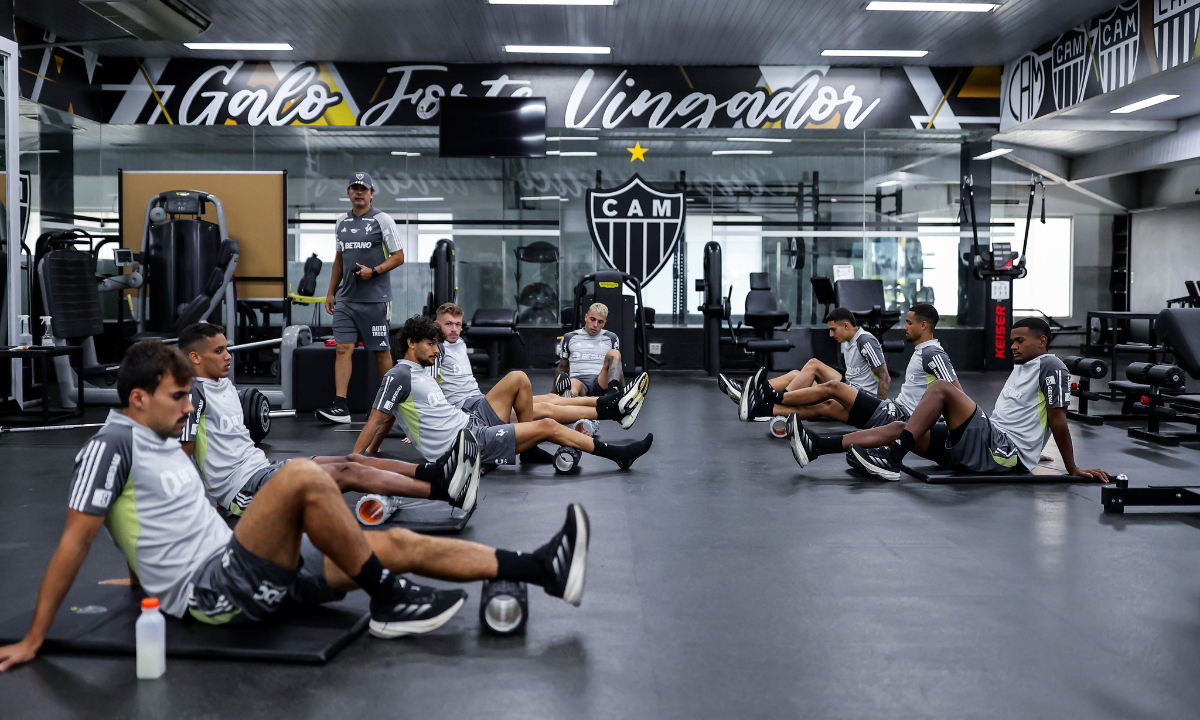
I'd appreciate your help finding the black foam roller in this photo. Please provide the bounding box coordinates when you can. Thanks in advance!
[1064,355,1107,379]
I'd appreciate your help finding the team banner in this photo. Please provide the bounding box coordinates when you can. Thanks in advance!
[1001,0,1198,130]
[19,22,1001,131]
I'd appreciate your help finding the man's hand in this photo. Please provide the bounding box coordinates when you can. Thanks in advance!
[1070,467,1112,483]
[324,295,336,316]
[0,637,41,672]
[355,263,375,280]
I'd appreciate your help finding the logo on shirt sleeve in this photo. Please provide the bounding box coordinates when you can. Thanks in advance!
[92,489,112,507]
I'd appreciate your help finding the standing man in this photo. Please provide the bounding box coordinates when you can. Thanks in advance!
[318,172,406,424]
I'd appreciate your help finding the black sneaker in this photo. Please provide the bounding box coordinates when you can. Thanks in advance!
[368,576,467,638]
[617,372,649,415]
[717,374,743,404]
[848,444,902,481]
[535,504,590,606]
[786,414,819,468]
[739,367,766,422]
[315,398,351,424]
[555,373,574,398]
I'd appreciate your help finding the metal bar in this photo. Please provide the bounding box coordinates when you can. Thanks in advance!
[0,422,104,434]
[20,36,132,50]
[228,337,284,352]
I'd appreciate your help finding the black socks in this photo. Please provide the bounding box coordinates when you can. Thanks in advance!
[591,434,654,469]
[817,434,846,455]
[413,460,451,501]
[595,393,622,420]
[413,461,438,483]
[495,549,551,587]
[353,553,395,602]
[890,430,916,463]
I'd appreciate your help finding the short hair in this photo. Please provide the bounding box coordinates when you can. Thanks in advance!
[398,314,443,349]
[178,322,225,354]
[587,302,609,318]
[436,302,464,318]
[908,303,939,327]
[117,341,193,408]
[824,307,857,326]
[1013,316,1052,341]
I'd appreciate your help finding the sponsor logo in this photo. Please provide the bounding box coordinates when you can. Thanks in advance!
[495,428,507,437]
[70,605,108,615]
[252,580,288,605]
[383,401,395,411]
[104,454,121,489]
[91,489,112,507]
[342,241,375,249]
[586,174,685,284]
[1006,53,1045,125]
[994,303,1008,359]
[350,228,359,234]
[372,325,388,336]
[222,550,232,568]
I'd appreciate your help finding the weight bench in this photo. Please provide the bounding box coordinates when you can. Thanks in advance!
[0,583,368,664]
[1101,475,1200,513]
[834,279,903,353]
[465,308,521,379]
[899,459,1076,484]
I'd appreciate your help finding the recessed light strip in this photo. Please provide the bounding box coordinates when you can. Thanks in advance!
[491,0,614,4]
[973,148,1013,160]
[822,49,928,57]
[391,151,422,156]
[726,137,792,143]
[865,2,998,12]
[184,42,293,51]
[547,136,600,141]
[712,150,773,155]
[505,45,610,54]
[1110,94,1179,114]
[546,150,598,156]
[396,197,445,202]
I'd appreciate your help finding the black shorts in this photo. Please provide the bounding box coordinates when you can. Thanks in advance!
[228,460,286,516]
[847,393,907,429]
[186,534,345,625]
[574,374,609,397]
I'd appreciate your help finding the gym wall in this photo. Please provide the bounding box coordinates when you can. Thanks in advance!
[119,171,287,300]
[1130,203,1200,312]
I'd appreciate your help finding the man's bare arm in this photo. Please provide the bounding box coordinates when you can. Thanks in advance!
[353,409,396,454]
[0,510,105,671]
[1047,408,1109,482]
[873,364,891,399]
[324,252,344,315]
[555,358,570,383]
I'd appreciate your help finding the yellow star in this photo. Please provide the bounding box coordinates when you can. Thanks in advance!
[626,141,648,162]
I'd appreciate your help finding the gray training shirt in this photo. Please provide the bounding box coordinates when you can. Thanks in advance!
[432,339,482,409]
[373,359,471,460]
[840,328,886,396]
[560,328,620,380]
[895,339,959,416]
[181,376,271,511]
[990,354,1071,471]
[335,207,403,302]
[69,410,232,617]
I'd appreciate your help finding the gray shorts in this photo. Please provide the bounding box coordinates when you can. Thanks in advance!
[186,534,345,625]
[574,374,608,397]
[943,407,1024,474]
[465,397,517,466]
[228,460,286,516]
[332,300,391,350]
[847,393,908,429]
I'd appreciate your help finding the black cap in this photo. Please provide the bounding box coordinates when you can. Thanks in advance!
[348,172,374,191]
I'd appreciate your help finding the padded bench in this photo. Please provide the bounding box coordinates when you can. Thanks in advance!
[464,308,520,379]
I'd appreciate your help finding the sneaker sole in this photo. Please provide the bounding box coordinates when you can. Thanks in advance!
[563,505,590,606]
[368,595,466,638]
[619,397,643,430]
[618,373,649,414]
[717,374,741,404]
[849,446,900,481]
[460,449,481,513]
[315,410,351,424]
[788,419,810,468]
[446,431,470,500]
[738,369,762,422]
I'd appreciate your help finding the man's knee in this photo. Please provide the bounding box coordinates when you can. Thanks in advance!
[506,370,531,388]
[533,417,559,435]
[335,344,354,356]
[929,380,956,395]
[606,349,621,362]
[803,358,823,370]
[276,458,338,494]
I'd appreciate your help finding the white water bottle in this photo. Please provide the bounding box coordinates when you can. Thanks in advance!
[136,597,166,679]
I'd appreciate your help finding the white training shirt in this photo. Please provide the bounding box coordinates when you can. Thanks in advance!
[840,328,886,396]
[990,354,1071,471]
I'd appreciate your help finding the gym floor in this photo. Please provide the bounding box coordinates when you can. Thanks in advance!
[2,370,1200,718]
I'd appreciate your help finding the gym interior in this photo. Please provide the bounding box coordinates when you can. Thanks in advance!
[4,0,1200,717]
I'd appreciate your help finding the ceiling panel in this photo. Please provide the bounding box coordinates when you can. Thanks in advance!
[18,0,1119,67]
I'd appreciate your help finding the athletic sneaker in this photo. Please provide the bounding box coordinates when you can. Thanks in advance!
[717,373,743,404]
[617,372,649,415]
[848,444,902,481]
[445,429,481,511]
[786,414,819,468]
[535,504,590,606]
[619,389,645,429]
[315,397,351,424]
[368,576,467,638]
[555,373,574,398]
[739,367,766,422]
[746,398,775,422]
[457,437,482,513]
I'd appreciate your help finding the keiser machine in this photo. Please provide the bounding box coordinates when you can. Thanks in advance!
[962,173,1044,371]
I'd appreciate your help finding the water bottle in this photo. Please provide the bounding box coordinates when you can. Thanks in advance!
[17,315,32,347]
[40,316,55,347]
[136,597,166,679]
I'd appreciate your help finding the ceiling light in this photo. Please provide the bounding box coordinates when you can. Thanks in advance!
[546,150,599,156]
[821,49,928,58]
[391,151,422,156]
[505,45,610,54]
[521,196,571,202]
[547,136,600,141]
[491,0,614,4]
[726,137,792,143]
[973,148,1013,160]
[865,2,997,11]
[877,180,901,187]
[712,150,773,155]
[184,42,293,51]
[339,198,350,202]
[1111,94,1180,114]
[396,197,444,202]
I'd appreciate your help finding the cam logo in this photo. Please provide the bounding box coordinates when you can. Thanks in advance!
[1153,0,1200,71]
[1051,27,1089,109]
[351,228,359,234]
[586,174,685,285]
[1005,52,1045,125]
[1094,2,1139,92]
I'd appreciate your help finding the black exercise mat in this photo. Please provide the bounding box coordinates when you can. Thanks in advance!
[0,584,368,664]
[370,498,475,535]
[900,461,1072,484]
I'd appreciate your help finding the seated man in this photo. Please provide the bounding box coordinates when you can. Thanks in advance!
[739,304,959,427]
[556,303,627,398]
[356,315,654,470]
[721,307,888,415]
[785,318,1110,483]
[432,303,647,431]
[0,341,590,671]
[177,323,479,515]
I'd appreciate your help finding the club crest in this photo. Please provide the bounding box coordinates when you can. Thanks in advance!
[586,174,685,285]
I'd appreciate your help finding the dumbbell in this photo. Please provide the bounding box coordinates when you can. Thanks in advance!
[479,579,528,635]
